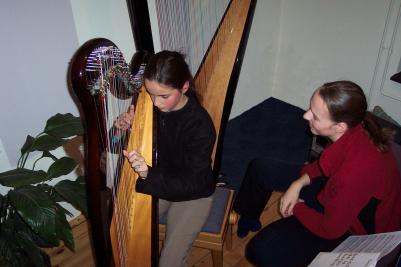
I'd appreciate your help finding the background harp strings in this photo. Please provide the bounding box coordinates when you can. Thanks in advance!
[155,0,231,74]
[154,0,252,166]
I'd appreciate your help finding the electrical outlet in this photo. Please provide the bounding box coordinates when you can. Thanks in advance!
[0,138,11,172]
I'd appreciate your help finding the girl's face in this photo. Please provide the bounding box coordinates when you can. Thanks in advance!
[303,92,346,142]
[144,79,189,112]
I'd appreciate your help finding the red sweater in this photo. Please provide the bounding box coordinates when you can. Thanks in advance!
[293,124,401,239]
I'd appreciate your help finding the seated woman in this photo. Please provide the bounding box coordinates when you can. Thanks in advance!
[233,80,401,267]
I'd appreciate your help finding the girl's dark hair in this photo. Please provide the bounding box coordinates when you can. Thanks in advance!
[318,80,393,152]
[143,51,196,96]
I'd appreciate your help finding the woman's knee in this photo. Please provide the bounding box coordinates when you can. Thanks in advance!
[245,218,303,267]
[245,232,266,266]
[245,225,285,266]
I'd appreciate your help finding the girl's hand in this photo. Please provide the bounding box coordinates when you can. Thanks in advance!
[279,174,310,217]
[114,105,135,135]
[123,150,149,178]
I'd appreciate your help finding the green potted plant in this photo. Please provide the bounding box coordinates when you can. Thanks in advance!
[0,113,87,267]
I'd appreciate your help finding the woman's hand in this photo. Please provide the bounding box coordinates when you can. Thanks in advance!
[123,150,149,178]
[114,105,135,135]
[279,173,310,217]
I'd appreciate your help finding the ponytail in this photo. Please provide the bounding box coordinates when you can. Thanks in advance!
[362,112,394,152]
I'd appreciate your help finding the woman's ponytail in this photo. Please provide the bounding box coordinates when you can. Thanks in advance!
[362,112,394,152]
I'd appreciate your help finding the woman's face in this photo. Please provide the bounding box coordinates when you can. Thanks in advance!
[144,79,189,112]
[303,92,344,141]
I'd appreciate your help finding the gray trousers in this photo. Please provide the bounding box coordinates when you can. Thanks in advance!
[159,195,213,267]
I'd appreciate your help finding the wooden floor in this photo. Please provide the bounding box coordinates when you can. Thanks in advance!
[187,192,283,267]
[46,192,283,267]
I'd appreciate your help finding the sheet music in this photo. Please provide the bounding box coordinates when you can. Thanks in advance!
[308,231,401,267]
[309,252,380,267]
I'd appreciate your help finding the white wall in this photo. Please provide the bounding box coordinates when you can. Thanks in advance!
[271,0,401,124]
[230,0,282,118]
[223,0,401,122]
[70,0,135,59]
[0,1,80,167]
[273,0,389,107]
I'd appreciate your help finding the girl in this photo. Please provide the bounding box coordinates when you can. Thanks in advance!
[117,51,216,267]
[233,80,401,266]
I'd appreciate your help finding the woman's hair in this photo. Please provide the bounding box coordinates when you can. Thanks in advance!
[143,51,195,95]
[317,80,393,152]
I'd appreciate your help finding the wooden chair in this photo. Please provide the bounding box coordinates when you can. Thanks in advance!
[159,187,238,267]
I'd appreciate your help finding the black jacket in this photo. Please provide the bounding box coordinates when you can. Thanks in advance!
[136,95,216,201]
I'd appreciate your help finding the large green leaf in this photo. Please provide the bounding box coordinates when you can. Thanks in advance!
[55,178,88,217]
[47,157,77,179]
[15,230,49,267]
[0,219,19,266]
[0,215,48,267]
[0,237,26,267]
[55,208,74,251]
[44,113,83,138]
[0,168,47,187]
[8,186,58,246]
[13,210,54,248]
[30,135,67,152]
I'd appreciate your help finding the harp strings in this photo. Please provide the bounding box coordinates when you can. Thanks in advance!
[113,89,135,266]
[111,73,138,267]
[196,0,230,95]
[154,0,237,107]
[89,46,138,265]
[155,0,231,74]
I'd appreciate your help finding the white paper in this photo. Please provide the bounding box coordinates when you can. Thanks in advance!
[308,252,380,267]
[332,231,401,259]
[308,231,401,266]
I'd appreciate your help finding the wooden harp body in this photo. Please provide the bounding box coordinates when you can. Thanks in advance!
[193,0,256,172]
[69,38,156,267]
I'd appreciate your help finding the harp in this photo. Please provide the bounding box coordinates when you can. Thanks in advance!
[69,39,157,267]
[69,0,255,265]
